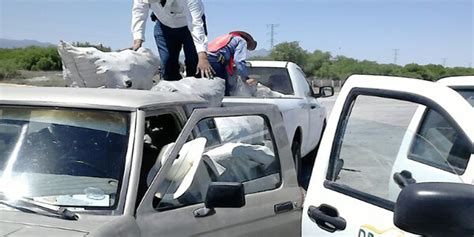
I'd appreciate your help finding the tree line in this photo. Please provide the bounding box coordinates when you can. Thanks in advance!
[1,41,472,81]
[251,41,474,81]
[0,42,111,79]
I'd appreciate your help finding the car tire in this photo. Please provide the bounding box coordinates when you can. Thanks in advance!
[292,140,302,185]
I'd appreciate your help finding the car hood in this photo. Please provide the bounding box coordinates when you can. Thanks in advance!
[0,209,134,236]
[0,221,86,236]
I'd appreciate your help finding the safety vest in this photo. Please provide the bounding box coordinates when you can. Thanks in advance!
[208,32,241,75]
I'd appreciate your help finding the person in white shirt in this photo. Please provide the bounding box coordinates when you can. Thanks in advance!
[131,0,214,80]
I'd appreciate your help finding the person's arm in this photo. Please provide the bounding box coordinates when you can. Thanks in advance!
[186,0,213,78]
[131,0,150,50]
[234,38,250,80]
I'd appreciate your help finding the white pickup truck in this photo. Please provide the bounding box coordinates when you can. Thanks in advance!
[223,61,334,182]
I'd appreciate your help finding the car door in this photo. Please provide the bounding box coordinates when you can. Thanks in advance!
[302,75,474,236]
[293,65,325,154]
[137,105,303,236]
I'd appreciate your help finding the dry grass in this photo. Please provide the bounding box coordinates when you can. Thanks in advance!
[0,70,66,87]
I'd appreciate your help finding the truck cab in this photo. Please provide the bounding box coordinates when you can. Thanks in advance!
[0,86,303,236]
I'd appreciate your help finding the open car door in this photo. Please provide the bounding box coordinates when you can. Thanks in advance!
[302,75,474,236]
[137,105,303,236]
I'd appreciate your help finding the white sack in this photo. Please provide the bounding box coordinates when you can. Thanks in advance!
[254,83,284,98]
[214,116,264,143]
[151,77,226,107]
[204,142,275,182]
[58,41,159,89]
[229,78,283,98]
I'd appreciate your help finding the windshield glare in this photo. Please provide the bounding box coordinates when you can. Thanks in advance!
[0,107,130,209]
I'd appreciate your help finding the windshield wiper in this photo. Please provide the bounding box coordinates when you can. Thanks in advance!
[0,194,78,220]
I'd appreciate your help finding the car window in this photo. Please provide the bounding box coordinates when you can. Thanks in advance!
[154,115,281,211]
[326,95,470,206]
[295,67,314,97]
[455,88,474,106]
[137,113,182,206]
[0,106,130,209]
[247,67,294,95]
[408,109,470,174]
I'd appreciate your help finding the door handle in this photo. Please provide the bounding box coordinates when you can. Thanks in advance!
[393,170,416,189]
[307,205,346,233]
[274,201,294,214]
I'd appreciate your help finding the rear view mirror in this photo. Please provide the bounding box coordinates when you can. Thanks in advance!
[193,182,245,218]
[313,86,334,98]
[394,182,474,236]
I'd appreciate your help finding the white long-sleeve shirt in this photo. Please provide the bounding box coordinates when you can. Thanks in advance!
[131,0,207,53]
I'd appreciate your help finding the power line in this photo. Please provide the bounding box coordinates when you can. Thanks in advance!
[266,24,279,49]
[392,49,399,64]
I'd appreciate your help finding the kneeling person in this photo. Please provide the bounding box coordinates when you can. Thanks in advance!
[207,31,257,95]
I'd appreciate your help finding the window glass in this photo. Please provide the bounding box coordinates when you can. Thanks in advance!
[329,95,470,204]
[332,96,417,200]
[409,109,470,174]
[455,88,474,106]
[154,115,281,211]
[247,67,294,95]
[0,106,129,208]
[296,67,314,97]
[137,113,181,206]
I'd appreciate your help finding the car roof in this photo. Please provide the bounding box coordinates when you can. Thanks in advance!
[438,76,474,87]
[247,60,289,68]
[0,85,206,111]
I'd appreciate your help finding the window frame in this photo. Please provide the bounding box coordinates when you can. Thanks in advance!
[324,88,472,211]
[407,108,469,175]
[153,113,283,212]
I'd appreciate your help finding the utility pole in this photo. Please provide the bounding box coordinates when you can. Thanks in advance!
[267,24,279,49]
[442,58,447,67]
[392,49,399,64]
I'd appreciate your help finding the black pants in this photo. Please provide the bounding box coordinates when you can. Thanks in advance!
[153,15,208,81]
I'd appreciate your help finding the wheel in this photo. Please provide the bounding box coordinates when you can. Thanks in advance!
[291,140,302,185]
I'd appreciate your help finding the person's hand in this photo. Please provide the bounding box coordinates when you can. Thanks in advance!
[196,52,215,78]
[132,39,143,51]
[246,78,258,86]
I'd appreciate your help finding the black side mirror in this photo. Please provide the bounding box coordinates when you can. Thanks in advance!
[394,182,474,237]
[313,86,334,98]
[193,182,245,218]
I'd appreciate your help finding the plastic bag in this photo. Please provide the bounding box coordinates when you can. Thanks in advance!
[58,41,159,89]
[152,77,226,107]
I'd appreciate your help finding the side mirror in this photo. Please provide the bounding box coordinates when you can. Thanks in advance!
[394,182,474,237]
[206,182,245,208]
[193,182,245,218]
[313,86,334,98]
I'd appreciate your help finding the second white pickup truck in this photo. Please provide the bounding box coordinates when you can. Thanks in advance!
[223,60,334,183]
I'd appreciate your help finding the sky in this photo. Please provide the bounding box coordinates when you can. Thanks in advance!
[0,0,473,67]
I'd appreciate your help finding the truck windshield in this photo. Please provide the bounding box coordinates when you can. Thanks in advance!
[0,106,130,209]
[247,67,294,95]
